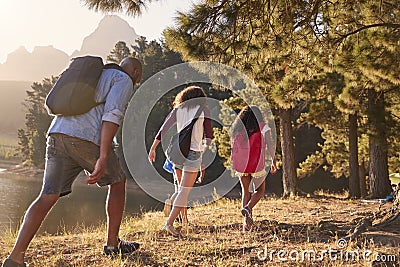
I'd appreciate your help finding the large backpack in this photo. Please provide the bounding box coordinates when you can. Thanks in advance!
[45,56,128,116]
[231,123,266,173]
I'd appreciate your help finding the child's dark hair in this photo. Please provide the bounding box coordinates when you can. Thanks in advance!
[232,106,265,139]
[173,86,207,109]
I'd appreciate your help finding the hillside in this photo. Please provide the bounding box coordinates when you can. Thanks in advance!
[0,196,398,266]
[0,46,69,81]
[0,15,139,81]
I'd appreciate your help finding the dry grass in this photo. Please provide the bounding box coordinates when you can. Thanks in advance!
[1,196,399,266]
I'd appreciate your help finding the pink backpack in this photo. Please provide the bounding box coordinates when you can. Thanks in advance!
[231,123,266,173]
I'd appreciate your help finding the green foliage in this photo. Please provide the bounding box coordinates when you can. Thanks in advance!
[164,0,400,197]
[212,124,231,167]
[18,78,56,167]
[82,0,151,16]
[302,0,400,191]
[17,1,400,196]
[120,36,185,143]
[107,41,131,63]
[164,0,321,107]
[164,0,325,196]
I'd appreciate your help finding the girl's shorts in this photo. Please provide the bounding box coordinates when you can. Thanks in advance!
[173,150,202,172]
[236,169,267,192]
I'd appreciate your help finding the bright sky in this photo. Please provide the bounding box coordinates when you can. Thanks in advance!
[0,0,195,63]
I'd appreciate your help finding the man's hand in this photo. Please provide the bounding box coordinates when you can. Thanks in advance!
[85,158,107,184]
[87,121,118,185]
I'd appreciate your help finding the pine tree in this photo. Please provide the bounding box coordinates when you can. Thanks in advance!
[107,41,131,63]
[18,78,56,167]
[388,91,400,175]
[164,0,326,197]
[83,0,151,16]
[314,0,400,198]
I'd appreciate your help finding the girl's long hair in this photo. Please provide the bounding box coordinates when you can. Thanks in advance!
[231,106,265,139]
[173,85,207,109]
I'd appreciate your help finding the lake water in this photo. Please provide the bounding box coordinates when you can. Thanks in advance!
[0,171,162,234]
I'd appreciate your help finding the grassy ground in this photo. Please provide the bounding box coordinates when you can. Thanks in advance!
[0,196,399,266]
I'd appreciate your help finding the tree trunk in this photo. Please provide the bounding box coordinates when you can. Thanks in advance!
[279,108,297,197]
[367,89,391,198]
[348,113,360,198]
[359,161,367,197]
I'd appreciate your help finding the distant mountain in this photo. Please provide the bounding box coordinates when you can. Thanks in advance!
[0,15,139,82]
[0,46,69,81]
[72,15,139,59]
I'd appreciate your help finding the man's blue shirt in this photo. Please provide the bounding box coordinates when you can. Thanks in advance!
[48,68,134,146]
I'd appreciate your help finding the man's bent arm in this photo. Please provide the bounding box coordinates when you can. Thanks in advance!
[87,121,119,184]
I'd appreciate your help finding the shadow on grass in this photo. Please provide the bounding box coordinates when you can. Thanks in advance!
[254,219,355,244]
[191,222,243,234]
[126,251,165,266]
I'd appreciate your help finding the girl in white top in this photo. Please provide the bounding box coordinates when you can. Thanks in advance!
[148,86,213,236]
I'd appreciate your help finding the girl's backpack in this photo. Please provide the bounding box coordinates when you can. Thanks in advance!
[231,123,266,173]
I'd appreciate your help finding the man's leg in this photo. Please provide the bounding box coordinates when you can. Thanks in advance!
[106,179,126,247]
[8,194,59,264]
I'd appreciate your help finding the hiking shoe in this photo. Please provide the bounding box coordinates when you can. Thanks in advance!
[2,258,27,267]
[243,223,251,233]
[241,206,254,228]
[162,224,181,237]
[103,238,140,256]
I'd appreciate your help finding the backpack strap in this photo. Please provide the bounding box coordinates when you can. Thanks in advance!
[180,106,204,133]
[103,63,133,83]
[96,63,134,106]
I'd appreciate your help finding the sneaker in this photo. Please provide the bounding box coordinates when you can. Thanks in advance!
[163,198,172,217]
[175,215,182,223]
[103,238,140,257]
[243,223,251,233]
[162,224,181,237]
[2,258,27,267]
[241,206,254,228]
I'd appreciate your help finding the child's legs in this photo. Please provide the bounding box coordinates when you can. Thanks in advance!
[172,168,188,223]
[170,169,181,203]
[247,178,266,210]
[239,175,252,208]
[166,170,197,226]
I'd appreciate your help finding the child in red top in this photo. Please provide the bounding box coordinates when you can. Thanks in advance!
[231,106,277,232]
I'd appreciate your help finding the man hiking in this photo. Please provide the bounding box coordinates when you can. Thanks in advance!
[2,57,142,267]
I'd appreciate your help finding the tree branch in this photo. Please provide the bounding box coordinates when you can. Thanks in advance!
[334,23,400,44]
